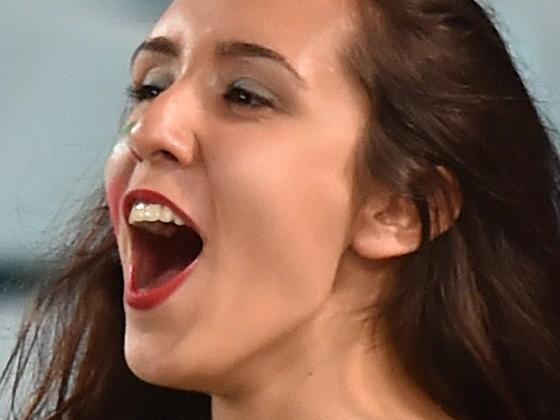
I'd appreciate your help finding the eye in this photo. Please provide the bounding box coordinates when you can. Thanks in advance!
[126,72,173,103]
[127,84,163,102]
[223,79,276,109]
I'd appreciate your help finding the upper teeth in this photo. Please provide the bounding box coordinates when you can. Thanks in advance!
[128,202,186,226]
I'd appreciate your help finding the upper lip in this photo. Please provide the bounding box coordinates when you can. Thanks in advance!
[122,188,202,236]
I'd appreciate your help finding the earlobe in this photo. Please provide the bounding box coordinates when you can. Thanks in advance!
[351,194,422,261]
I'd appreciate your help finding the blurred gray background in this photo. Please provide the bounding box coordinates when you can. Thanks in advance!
[0,0,171,395]
[1,0,559,397]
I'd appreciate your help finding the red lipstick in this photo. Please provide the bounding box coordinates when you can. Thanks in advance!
[125,260,199,311]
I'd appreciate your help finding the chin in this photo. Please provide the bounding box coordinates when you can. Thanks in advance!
[124,338,171,386]
[123,335,230,393]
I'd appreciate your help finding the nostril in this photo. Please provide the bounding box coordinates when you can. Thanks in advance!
[129,146,178,164]
[129,143,143,162]
[155,150,180,163]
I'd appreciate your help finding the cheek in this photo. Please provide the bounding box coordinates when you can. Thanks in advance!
[208,124,356,303]
[104,141,134,234]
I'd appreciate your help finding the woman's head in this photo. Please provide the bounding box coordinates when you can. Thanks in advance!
[105,0,422,394]
[5,0,560,419]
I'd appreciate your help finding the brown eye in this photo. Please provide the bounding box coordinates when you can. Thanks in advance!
[127,72,174,103]
[223,79,276,108]
[127,84,164,102]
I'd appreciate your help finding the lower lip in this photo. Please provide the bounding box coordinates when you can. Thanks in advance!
[124,259,199,311]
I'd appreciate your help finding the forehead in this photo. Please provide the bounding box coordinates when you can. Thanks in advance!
[149,0,359,72]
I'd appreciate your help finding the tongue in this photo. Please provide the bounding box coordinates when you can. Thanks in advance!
[133,226,202,291]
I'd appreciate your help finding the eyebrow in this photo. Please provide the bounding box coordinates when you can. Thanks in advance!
[216,41,304,83]
[130,36,180,68]
[131,36,304,84]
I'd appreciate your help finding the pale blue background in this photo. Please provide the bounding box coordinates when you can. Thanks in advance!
[0,0,559,400]
[1,0,171,262]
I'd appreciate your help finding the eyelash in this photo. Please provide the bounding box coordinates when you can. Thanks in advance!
[126,84,163,102]
[125,82,275,109]
[222,84,274,108]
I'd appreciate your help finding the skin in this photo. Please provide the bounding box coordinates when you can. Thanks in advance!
[105,0,449,418]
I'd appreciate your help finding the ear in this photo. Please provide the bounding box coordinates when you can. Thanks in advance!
[351,192,422,261]
[351,167,462,261]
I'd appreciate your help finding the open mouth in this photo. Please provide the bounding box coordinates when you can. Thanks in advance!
[130,221,203,291]
[123,192,204,293]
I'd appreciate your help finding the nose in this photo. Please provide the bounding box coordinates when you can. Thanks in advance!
[127,83,200,167]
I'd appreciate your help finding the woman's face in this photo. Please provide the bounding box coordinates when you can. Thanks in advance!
[105,0,369,392]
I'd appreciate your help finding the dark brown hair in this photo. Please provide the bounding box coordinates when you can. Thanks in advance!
[3,0,560,418]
